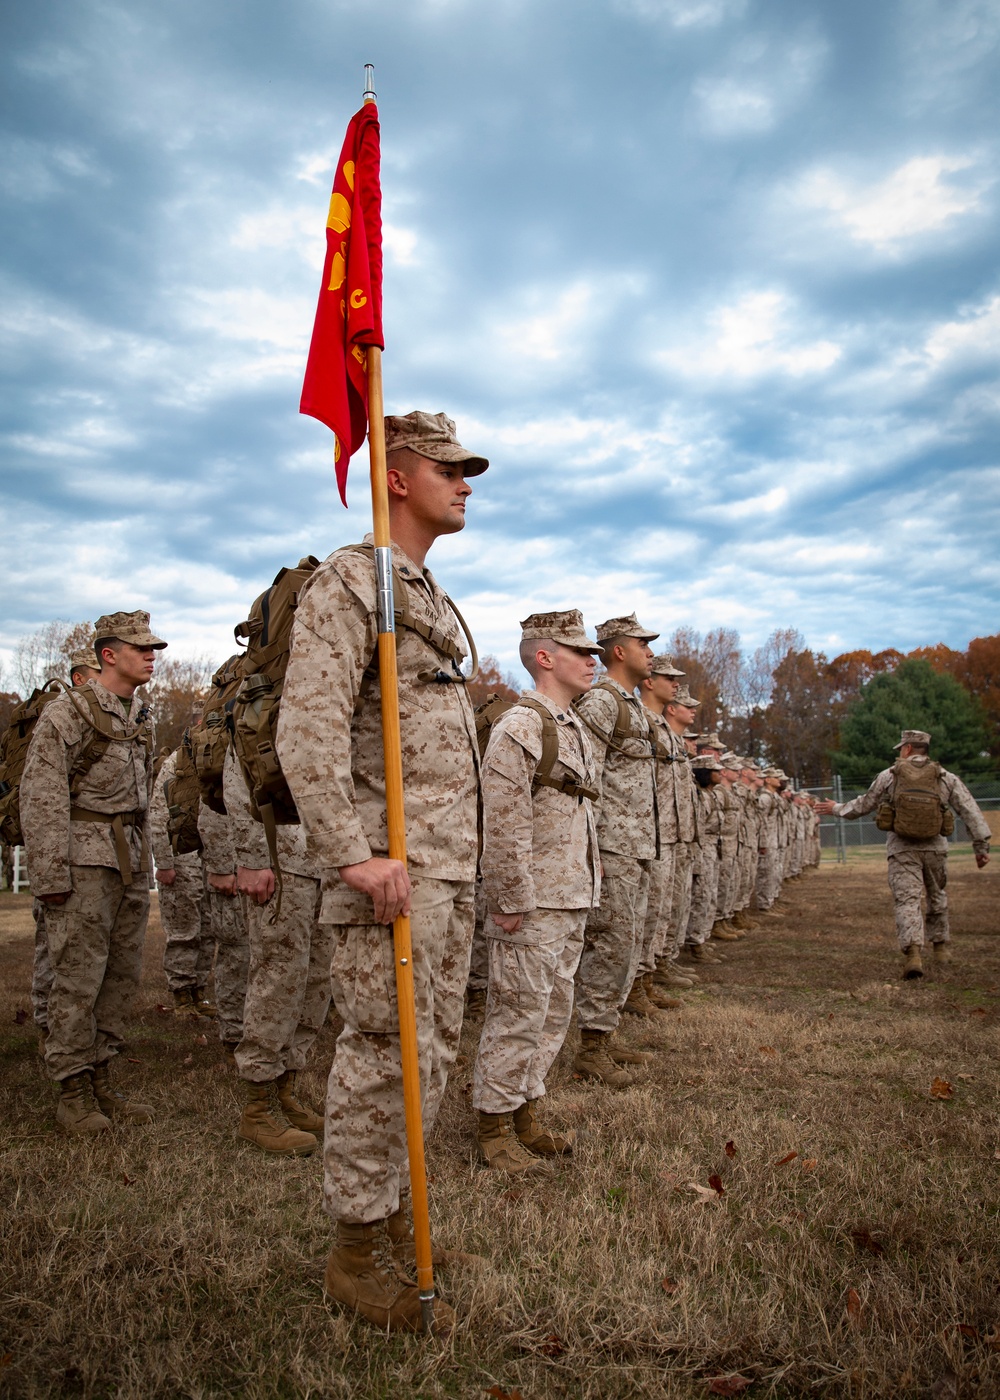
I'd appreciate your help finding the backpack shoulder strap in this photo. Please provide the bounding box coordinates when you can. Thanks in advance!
[574,682,652,759]
[516,696,599,801]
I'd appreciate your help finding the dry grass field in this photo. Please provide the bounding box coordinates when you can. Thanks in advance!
[2,854,999,1399]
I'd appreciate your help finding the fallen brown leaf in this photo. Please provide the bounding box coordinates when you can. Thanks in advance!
[930,1077,954,1100]
[758,1045,777,1057]
[155,1004,172,1015]
[538,1333,566,1357]
[707,1375,753,1395]
[122,1172,135,1186]
[661,1277,679,1294]
[487,1388,524,1400]
[686,1182,722,1204]
[774,1151,798,1167]
[724,1140,737,1159]
[126,1057,141,1064]
[846,1287,862,1327]
[194,1034,208,1047]
[0,1353,12,1368]
[708,1173,725,1196]
[984,1328,1000,1351]
[955,1323,980,1341]
[182,1054,193,1066]
[969,1007,988,1018]
[851,1227,885,1257]
[801,1158,818,1172]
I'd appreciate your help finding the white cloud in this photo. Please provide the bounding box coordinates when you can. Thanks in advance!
[655,290,841,379]
[797,154,990,248]
[924,294,1000,364]
[614,0,746,29]
[694,78,775,134]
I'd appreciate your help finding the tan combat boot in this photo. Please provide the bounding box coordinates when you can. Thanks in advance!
[607,1034,654,1066]
[222,1041,239,1068]
[239,1081,318,1155]
[172,987,196,1015]
[385,1204,483,1269]
[652,961,694,989]
[56,1072,111,1136]
[512,1099,575,1157]
[902,945,924,980]
[276,1069,324,1135]
[574,1029,636,1087]
[688,942,721,965]
[711,921,741,942]
[932,941,952,967]
[643,973,681,1010]
[92,1063,153,1123]
[324,1220,455,1334]
[191,987,217,1017]
[623,979,663,1017]
[477,1112,552,1174]
[731,910,758,931]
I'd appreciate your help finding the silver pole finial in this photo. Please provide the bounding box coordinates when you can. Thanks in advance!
[363,63,376,102]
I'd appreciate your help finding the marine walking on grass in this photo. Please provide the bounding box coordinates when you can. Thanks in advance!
[816,729,991,979]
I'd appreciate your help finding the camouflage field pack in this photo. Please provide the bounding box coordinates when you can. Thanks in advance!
[190,654,246,815]
[573,680,654,759]
[880,758,955,840]
[0,680,152,848]
[474,693,598,800]
[165,731,203,856]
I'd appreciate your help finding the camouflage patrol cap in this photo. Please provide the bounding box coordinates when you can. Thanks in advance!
[69,648,100,672]
[669,688,700,708]
[691,754,722,771]
[93,610,167,649]
[763,767,786,779]
[720,751,741,768]
[698,731,724,749]
[384,410,488,475]
[893,729,931,750]
[650,653,685,677]
[520,609,599,653]
[595,613,659,644]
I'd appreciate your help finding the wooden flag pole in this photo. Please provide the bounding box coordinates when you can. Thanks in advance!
[363,69,437,1335]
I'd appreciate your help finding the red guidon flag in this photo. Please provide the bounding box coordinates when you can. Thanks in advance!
[300,102,383,505]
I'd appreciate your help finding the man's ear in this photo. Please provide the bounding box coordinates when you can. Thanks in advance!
[386,467,409,500]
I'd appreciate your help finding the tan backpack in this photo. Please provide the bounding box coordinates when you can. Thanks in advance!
[879,758,955,840]
[573,680,653,759]
[474,693,597,800]
[165,733,204,856]
[0,681,152,847]
[190,654,246,815]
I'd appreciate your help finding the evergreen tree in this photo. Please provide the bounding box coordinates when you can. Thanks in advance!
[832,659,990,784]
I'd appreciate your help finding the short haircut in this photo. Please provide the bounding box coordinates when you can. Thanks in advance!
[906,741,930,755]
[519,636,556,680]
[94,636,124,666]
[70,665,97,684]
[597,635,626,665]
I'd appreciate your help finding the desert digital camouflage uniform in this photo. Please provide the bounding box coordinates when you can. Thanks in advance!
[638,708,680,976]
[225,754,330,1080]
[830,748,991,949]
[734,774,760,914]
[713,775,740,923]
[473,683,600,1115]
[755,776,784,908]
[573,666,658,1033]
[149,749,214,995]
[686,775,722,946]
[466,881,489,999]
[20,675,156,1081]
[197,751,249,1048]
[278,535,480,1224]
[664,730,698,960]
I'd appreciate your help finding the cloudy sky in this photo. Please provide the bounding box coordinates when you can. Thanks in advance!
[2,0,998,682]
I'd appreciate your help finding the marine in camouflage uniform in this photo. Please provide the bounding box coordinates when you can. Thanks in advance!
[819,730,991,978]
[277,411,487,1333]
[754,769,784,911]
[20,614,164,1134]
[685,755,725,961]
[31,647,101,1039]
[572,613,660,1086]
[712,753,742,937]
[149,748,216,1015]
[473,610,601,1173]
[196,752,249,1056]
[660,694,701,976]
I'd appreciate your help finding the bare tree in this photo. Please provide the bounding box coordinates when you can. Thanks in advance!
[12,620,94,694]
[142,656,215,754]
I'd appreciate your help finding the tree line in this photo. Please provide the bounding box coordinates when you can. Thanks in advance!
[2,621,996,787]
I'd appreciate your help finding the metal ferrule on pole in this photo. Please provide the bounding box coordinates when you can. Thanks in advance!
[374,546,395,634]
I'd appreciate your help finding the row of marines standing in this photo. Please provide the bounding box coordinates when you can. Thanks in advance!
[17,409,818,1336]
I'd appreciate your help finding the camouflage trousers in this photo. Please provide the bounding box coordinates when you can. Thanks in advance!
[887,849,949,949]
[737,842,757,909]
[323,876,474,1224]
[31,899,53,1029]
[204,886,250,1045]
[42,864,149,1081]
[715,839,739,920]
[664,842,696,959]
[575,853,650,1033]
[158,861,213,992]
[686,841,720,945]
[755,850,780,909]
[236,872,331,1081]
[638,846,677,975]
[472,908,587,1114]
[467,880,489,993]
